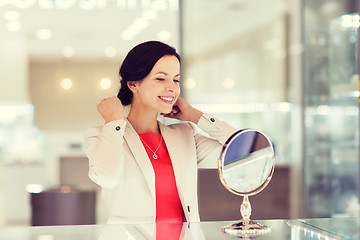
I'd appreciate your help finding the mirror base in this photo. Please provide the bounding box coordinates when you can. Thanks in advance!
[222,220,271,237]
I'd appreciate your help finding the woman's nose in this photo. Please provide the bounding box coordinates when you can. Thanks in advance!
[166,82,177,92]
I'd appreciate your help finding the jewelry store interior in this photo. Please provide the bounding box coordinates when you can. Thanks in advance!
[0,0,359,239]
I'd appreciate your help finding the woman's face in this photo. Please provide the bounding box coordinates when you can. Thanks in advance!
[131,55,181,114]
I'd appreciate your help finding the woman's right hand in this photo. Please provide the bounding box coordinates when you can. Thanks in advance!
[97,96,124,124]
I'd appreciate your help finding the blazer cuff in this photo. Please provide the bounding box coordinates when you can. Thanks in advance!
[103,119,127,136]
[197,113,221,130]
[197,113,238,143]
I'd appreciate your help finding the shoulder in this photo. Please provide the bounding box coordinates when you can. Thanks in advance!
[162,121,197,137]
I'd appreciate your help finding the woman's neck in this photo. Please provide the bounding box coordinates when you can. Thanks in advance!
[127,107,160,134]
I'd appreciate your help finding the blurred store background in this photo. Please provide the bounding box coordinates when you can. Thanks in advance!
[0,0,358,226]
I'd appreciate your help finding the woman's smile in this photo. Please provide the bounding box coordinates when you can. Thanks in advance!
[159,95,175,104]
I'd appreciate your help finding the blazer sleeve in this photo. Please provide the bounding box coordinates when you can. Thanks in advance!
[84,119,126,189]
[194,113,238,168]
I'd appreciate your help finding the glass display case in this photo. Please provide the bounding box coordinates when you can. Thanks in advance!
[327,13,359,217]
[303,0,359,218]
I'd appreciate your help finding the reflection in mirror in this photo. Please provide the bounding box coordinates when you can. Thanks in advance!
[218,129,275,238]
[223,130,274,194]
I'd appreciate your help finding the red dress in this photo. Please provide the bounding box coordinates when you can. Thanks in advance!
[139,132,184,240]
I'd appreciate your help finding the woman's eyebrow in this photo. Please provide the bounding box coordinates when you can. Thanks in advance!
[155,72,167,75]
[155,72,181,77]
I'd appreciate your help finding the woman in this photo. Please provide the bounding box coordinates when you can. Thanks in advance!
[84,41,237,224]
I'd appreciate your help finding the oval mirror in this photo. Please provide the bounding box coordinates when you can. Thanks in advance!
[218,129,275,237]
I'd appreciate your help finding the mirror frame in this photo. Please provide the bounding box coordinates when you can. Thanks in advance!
[217,128,275,197]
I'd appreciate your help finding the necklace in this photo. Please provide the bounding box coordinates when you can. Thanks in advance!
[138,134,163,159]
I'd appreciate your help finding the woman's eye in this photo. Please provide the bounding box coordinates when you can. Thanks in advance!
[156,78,165,81]
[174,79,180,83]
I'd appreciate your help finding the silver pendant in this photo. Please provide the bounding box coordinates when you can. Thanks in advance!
[153,154,158,159]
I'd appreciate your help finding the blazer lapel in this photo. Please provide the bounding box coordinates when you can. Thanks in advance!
[123,119,156,199]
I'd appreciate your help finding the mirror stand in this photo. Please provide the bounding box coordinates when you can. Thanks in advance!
[218,129,275,238]
[221,196,271,238]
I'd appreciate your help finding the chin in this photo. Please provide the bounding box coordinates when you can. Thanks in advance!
[159,107,172,114]
[161,110,172,114]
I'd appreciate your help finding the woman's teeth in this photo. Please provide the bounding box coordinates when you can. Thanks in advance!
[159,96,174,102]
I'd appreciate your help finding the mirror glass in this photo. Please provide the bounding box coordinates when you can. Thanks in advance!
[218,129,275,237]
[221,129,274,195]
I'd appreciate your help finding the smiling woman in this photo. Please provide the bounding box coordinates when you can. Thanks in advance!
[83,41,238,226]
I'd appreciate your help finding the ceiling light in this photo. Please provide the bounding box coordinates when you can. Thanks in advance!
[8,1,35,8]
[141,0,152,9]
[341,19,354,28]
[354,14,359,23]
[128,24,141,35]
[100,78,111,89]
[63,47,75,57]
[61,78,72,90]
[134,18,148,29]
[6,21,22,31]
[168,0,179,10]
[38,0,54,9]
[151,0,167,11]
[223,78,234,89]
[36,29,52,40]
[127,0,137,9]
[55,0,77,9]
[142,10,158,20]
[278,102,290,112]
[185,78,196,89]
[121,31,134,41]
[157,30,171,41]
[341,14,359,28]
[341,14,352,22]
[4,11,20,21]
[78,0,98,10]
[122,27,141,40]
[26,184,44,193]
[104,47,116,58]
[345,106,358,116]
[316,105,329,115]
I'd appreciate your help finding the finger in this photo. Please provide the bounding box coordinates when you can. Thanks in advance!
[96,104,102,112]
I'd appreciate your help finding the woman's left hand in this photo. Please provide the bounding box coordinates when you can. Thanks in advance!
[162,97,203,124]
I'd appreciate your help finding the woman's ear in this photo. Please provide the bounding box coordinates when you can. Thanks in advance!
[127,81,137,93]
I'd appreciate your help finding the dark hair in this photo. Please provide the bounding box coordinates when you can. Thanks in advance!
[117,41,181,106]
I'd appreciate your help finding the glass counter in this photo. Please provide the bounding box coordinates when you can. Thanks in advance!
[294,217,360,240]
[0,218,358,240]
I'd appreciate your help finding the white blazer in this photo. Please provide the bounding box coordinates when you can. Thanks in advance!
[84,113,237,224]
